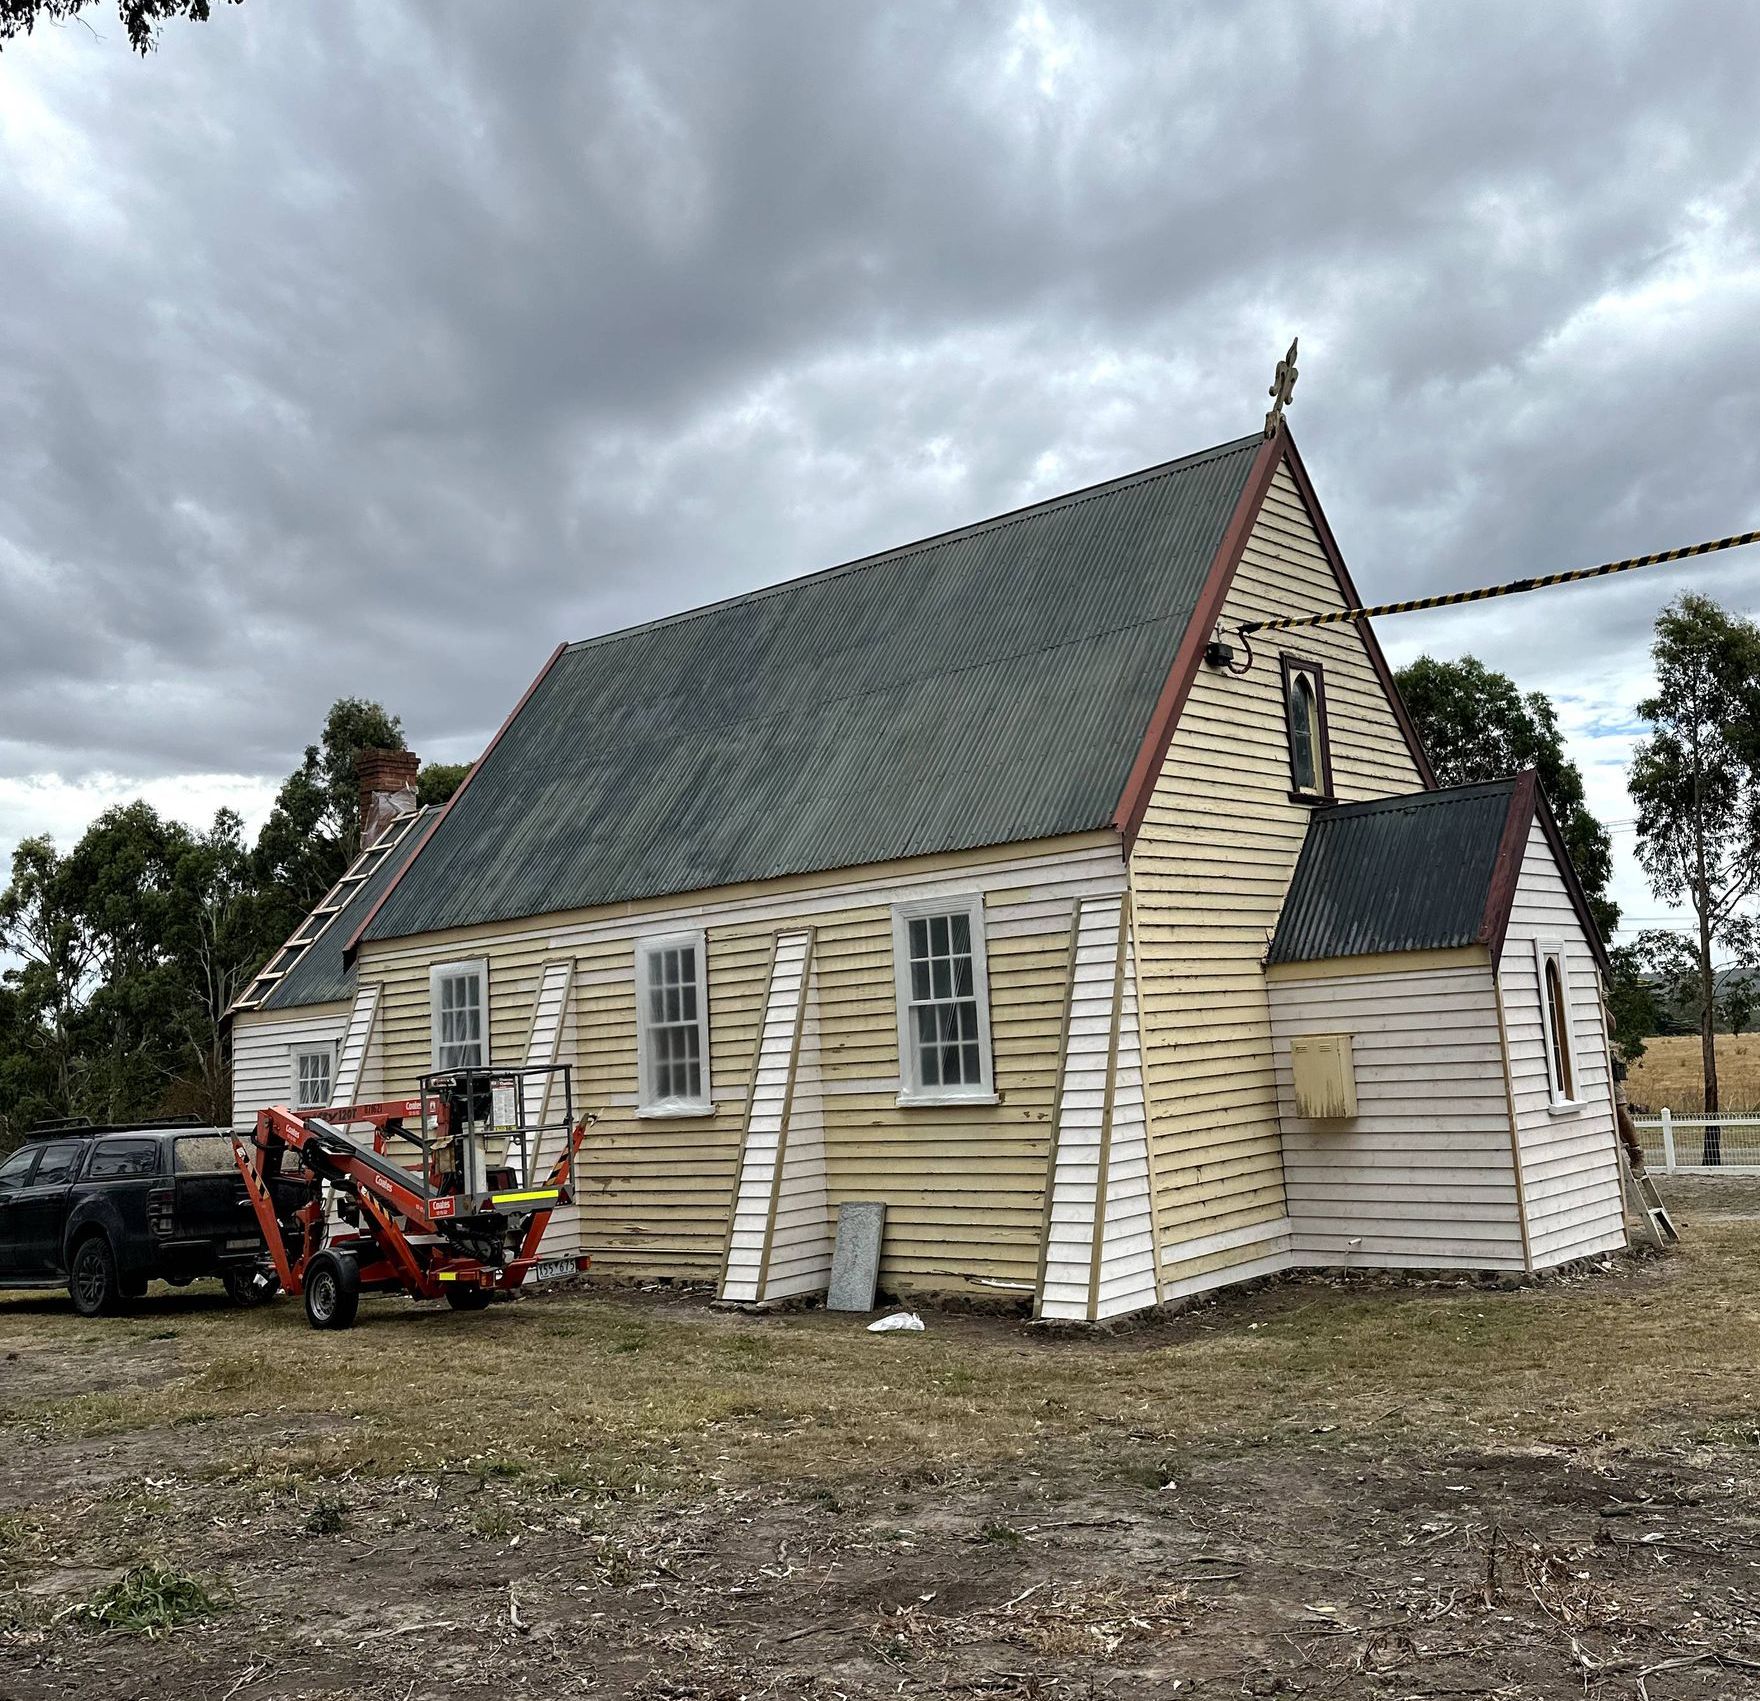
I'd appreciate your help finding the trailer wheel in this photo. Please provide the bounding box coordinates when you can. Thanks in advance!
[444,1285,494,1312]
[223,1265,279,1308]
[303,1251,360,1331]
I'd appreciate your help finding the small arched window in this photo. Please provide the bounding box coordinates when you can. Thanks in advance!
[1541,949,1576,1103]
[1283,660,1329,798]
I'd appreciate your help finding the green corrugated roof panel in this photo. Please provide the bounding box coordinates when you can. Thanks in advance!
[363,434,1263,943]
[1267,780,1520,965]
[262,810,435,1009]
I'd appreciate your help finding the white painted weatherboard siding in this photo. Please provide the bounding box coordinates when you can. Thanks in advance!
[1038,895,1159,1321]
[332,982,383,1108]
[1094,923,1158,1318]
[1268,956,1527,1271]
[230,1003,350,1131]
[1498,821,1624,1268]
[762,940,832,1299]
[721,932,830,1302]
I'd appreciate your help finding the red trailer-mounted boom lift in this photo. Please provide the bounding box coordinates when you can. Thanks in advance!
[232,1063,593,1330]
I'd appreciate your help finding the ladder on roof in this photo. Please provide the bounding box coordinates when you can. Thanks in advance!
[229,808,426,1014]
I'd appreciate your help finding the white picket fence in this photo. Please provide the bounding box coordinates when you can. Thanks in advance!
[1635,1111,1760,1173]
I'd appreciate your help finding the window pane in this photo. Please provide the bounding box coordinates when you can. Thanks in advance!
[909,917,928,959]
[0,1148,35,1185]
[950,911,971,954]
[931,956,951,998]
[953,955,973,997]
[175,1135,236,1174]
[1289,673,1317,791]
[32,1141,82,1184]
[90,1138,159,1180]
[930,914,949,955]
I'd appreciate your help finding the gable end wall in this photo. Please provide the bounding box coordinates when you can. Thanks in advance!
[1127,462,1427,1286]
[1497,819,1624,1266]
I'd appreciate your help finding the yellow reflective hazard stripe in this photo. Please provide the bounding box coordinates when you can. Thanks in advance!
[488,1188,562,1207]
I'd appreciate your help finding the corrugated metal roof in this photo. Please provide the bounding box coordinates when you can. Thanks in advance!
[261,810,435,1010]
[1267,779,1520,965]
[363,434,1263,942]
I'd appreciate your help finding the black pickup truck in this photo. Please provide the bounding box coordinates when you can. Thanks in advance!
[0,1122,298,1316]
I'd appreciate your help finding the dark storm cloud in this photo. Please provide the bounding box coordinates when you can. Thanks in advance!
[2,0,1758,896]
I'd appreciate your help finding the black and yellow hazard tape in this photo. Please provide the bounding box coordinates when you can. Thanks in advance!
[1240,528,1760,637]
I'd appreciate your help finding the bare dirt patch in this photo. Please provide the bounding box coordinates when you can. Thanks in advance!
[5,1230,1760,1698]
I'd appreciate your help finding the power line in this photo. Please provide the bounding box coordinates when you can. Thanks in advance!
[1241,528,1760,637]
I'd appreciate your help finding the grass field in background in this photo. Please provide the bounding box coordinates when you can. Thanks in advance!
[1626,1031,1760,1113]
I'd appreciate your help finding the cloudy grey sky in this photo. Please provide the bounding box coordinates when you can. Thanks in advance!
[3,0,1758,935]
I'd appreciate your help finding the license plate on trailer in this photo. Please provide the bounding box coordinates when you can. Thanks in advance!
[224,1237,260,1251]
[529,1258,579,1284]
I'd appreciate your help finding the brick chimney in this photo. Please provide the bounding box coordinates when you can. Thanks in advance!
[357,747,421,848]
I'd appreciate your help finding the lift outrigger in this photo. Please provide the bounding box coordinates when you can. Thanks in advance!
[232,1063,593,1330]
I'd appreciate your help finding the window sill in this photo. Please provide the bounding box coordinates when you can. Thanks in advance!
[1288,790,1336,807]
[895,1089,1001,1110]
[636,1101,717,1120]
[1545,1098,1585,1118]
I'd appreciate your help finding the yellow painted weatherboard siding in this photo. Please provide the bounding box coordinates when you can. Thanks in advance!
[356,835,1126,1296]
[1128,464,1426,1284]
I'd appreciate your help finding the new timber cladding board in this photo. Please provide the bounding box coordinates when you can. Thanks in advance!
[1128,464,1426,1293]
[354,835,1126,1296]
[1037,893,1159,1322]
[720,930,832,1304]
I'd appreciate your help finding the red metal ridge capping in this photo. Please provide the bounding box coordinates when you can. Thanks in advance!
[1478,770,1540,968]
[1112,431,1285,849]
[342,642,569,965]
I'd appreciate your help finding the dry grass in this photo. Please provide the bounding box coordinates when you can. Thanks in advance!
[7,1192,1760,1696]
[1,1220,1755,1493]
[1627,1031,1760,1113]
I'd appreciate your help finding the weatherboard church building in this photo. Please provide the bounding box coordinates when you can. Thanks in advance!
[230,414,1625,1321]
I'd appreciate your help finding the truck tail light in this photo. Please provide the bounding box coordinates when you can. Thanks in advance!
[146,1186,174,1236]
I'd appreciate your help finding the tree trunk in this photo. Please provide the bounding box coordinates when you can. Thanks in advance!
[1699,901,1722,1165]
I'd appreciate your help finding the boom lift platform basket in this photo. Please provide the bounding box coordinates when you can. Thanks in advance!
[232,1063,593,1330]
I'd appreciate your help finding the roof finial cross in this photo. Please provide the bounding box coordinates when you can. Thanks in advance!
[1264,337,1298,439]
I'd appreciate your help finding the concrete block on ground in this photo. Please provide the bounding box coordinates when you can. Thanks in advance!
[827,1202,886,1312]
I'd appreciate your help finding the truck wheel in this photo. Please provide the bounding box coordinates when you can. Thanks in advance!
[223,1266,279,1308]
[444,1285,494,1312]
[69,1234,120,1318]
[303,1251,360,1331]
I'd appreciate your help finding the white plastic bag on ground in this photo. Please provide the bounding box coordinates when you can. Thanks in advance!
[867,1311,925,1333]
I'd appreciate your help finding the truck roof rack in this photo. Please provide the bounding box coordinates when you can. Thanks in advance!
[25,1114,207,1139]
